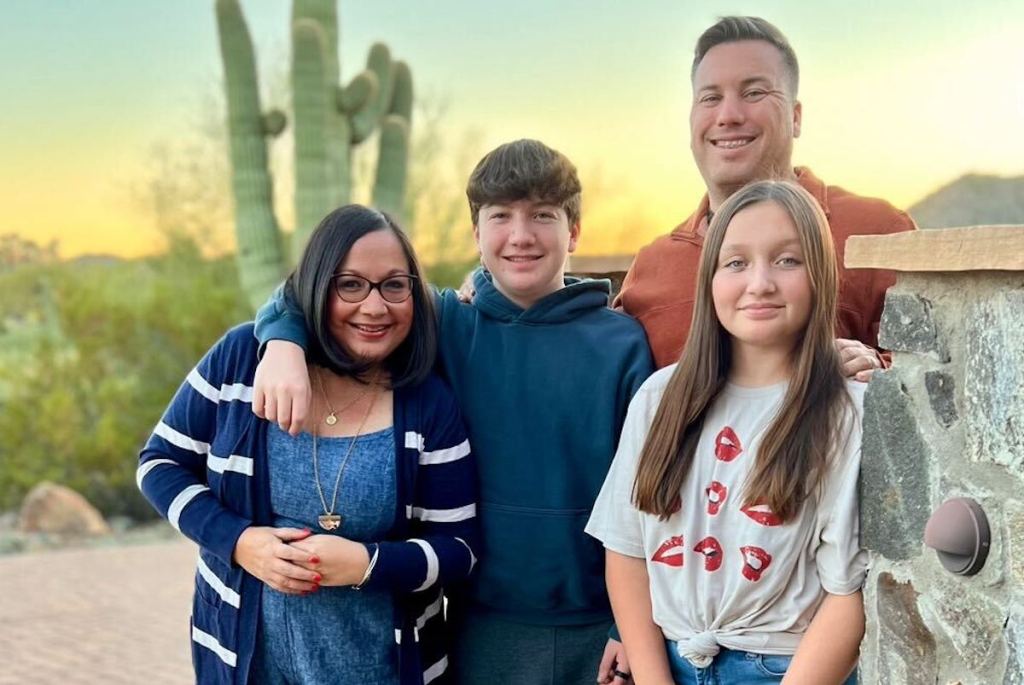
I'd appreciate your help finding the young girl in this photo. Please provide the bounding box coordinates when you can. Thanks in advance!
[586,181,866,684]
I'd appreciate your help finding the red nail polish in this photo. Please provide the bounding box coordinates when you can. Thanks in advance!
[310,556,321,565]
[312,584,320,592]
[314,574,322,583]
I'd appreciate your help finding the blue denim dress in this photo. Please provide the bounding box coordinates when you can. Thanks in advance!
[253,425,399,685]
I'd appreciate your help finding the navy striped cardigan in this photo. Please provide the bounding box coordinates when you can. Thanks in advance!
[137,324,479,685]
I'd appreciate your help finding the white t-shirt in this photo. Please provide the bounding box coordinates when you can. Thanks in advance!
[585,365,867,667]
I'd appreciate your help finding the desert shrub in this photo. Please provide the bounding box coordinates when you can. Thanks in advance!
[0,236,249,519]
[424,257,480,290]
[0,232,476,519]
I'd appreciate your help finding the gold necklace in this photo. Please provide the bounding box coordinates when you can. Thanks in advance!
[312,372,381,531]
[315,367,372,426]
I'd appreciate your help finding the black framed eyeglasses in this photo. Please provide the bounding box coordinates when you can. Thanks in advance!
[330,273,418,303]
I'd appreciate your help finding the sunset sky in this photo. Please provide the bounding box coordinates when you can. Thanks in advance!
[2,0,1022,259]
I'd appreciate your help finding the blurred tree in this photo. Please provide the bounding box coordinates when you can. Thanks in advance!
[0,234,58,271]
[129,78,240,260]
[132,137,234,258]
[314,92,484,286]
[402,96,482,287]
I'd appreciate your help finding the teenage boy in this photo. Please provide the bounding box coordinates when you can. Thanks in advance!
[252,139,654,685]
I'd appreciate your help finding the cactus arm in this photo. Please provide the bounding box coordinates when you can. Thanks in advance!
[389,60,413,122]
[338,70,377,114]
[325,112,354,210]
[290,19,333,257]
[292,0,350,210]
[350,43,394,144]
[261,110,287,136]
[292,0,339,83]
[372,61,413,224]
[215,0,285,311]
[372,115,410,223]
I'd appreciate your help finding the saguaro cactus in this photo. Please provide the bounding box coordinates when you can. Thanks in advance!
[216,0,413,309]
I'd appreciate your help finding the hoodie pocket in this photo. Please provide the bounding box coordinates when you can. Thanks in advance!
[473,502,608,616]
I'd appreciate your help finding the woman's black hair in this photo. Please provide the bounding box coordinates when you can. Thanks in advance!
[283,204,436,388]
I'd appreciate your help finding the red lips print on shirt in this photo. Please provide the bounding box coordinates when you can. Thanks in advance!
[714,427,743,462]
[740,503,783,527]
[693,536,723,572]
[740,545,772,581]
[705,481,728,515]
[652,536,685,567]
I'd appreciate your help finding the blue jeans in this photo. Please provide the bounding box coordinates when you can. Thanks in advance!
[666,642,857,685]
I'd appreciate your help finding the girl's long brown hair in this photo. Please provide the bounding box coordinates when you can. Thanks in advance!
[633,181,851,523]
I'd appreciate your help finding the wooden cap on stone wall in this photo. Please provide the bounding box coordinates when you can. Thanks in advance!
[568,254,635,274]
[845,226,1024,272]
[568,254,636,298]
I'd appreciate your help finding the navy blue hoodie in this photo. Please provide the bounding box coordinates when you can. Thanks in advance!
[255,269,653,625]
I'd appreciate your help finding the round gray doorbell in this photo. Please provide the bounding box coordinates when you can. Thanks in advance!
[923,497,990,576]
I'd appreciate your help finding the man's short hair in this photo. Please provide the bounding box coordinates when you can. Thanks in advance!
[691,16,800,97]
[466,139,582,226]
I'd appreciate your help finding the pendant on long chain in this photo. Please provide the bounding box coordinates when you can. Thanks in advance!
[318,514,342,531]
[325,413,338,426]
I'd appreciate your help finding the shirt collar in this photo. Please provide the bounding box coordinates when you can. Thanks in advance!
[670,167,830,242]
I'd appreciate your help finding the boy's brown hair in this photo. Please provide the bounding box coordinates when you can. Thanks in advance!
[466,139,581,226]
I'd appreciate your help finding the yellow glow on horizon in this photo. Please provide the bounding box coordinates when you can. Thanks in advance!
[3,4,1021,263]
[3,166,157,260]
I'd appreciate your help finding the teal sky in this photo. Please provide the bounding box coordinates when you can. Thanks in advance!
[2,1,1022,257]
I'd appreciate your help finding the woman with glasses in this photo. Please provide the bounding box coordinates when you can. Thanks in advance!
[137,205,479,685]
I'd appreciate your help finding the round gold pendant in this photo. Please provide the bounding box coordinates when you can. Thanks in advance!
[325,413,337,426]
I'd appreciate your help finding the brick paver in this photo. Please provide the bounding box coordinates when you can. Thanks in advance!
[0,539,197,684]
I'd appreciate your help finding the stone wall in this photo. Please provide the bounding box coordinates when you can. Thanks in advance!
[847,227,1024,684]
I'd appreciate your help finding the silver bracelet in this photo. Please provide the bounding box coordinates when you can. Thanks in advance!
[354,546,379,590]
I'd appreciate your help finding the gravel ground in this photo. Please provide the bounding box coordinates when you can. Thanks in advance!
[0,510,180,556]
[0,537,196,684]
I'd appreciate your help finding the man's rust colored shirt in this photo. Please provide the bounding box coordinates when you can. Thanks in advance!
[615,167,916,369]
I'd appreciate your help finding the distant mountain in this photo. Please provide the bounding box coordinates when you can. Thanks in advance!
[69,253,123,267]
[907,173,1024,228]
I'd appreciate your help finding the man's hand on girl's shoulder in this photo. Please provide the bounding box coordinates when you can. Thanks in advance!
[835,338,881,383]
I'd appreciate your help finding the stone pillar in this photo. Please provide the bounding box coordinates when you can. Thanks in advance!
[846,226,1024,684]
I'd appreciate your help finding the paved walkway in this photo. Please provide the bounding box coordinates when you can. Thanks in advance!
[0,539,197,684]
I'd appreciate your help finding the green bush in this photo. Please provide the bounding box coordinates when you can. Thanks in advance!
[0,237,249,519]
[0,232,478,520]
[425,257,479,290]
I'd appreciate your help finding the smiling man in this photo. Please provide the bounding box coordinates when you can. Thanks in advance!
[615,16,915,371]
